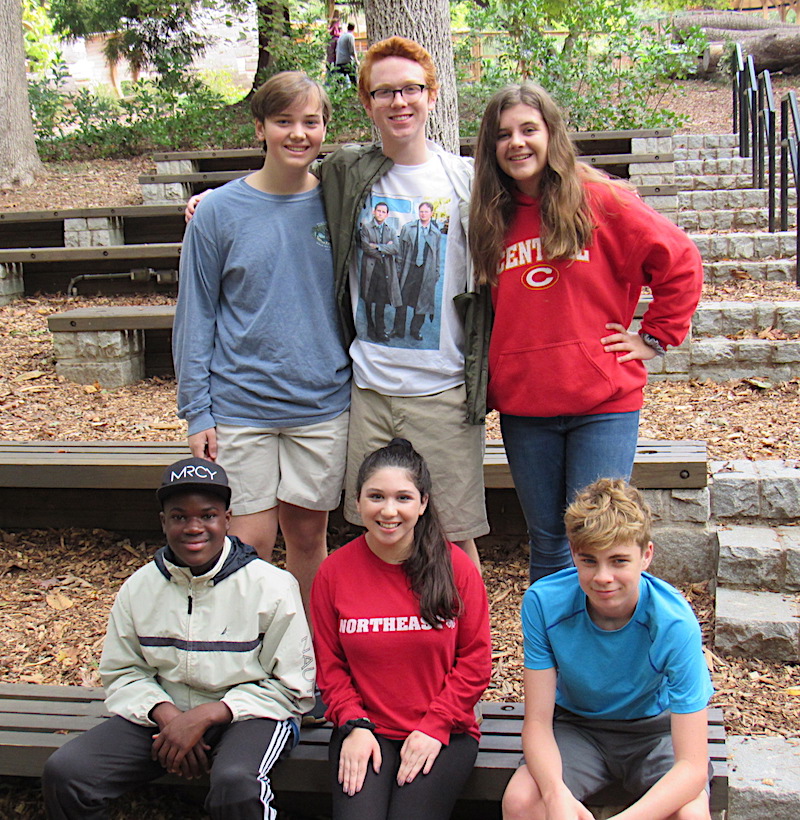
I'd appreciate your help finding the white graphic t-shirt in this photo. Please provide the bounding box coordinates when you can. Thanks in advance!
[348,155,467,396]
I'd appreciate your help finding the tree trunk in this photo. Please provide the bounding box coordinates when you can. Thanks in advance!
[673,10,800,32]
[0,0,43,189]
[737,29,800,72]
[363,0,459,154]
[251,0,291,93]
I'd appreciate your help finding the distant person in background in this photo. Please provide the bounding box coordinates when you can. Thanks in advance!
[326,13,341,72]
[335,23,359,83]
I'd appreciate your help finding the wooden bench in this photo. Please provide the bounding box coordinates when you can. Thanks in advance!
[44,297,657,387]
[0,438,707,533]
[0,244,181,297]
[149,129,675,171]
[143,129,677,207]
[0,204,187,251]
[47,305,176,383]
[0,683,727,818]
[138,155,675,201]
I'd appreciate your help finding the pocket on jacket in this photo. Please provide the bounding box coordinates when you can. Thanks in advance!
[489,340,617,417]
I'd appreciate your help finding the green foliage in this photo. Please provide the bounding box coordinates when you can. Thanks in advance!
[23,0,61,74]
[30,75,254,159]
[457,0,708,132]
[50,0,206,86]
[324,74,372,143]
[25,0,372,157]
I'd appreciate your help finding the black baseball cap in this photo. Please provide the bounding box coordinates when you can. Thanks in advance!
[156,457,232,507]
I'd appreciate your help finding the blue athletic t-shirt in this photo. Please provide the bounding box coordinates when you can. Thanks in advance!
[522,568,713,719]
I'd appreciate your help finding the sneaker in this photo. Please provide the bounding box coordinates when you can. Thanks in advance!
[302,689,328,726]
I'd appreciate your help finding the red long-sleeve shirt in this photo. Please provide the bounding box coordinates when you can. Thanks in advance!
[488,181,703,417]
[310,535,492,744]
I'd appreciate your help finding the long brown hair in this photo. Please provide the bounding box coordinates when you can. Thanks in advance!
[356,438,462,626]
[470,82,625,287]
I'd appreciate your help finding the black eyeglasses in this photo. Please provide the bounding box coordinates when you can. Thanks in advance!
[369,84,427,104]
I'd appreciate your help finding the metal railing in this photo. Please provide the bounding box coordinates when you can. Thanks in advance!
[732,43,798,282]
[781,92,800,285]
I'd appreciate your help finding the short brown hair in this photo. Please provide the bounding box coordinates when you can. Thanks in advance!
[565,478,652,553]
[358,36,438,108]
[250,71,332,126]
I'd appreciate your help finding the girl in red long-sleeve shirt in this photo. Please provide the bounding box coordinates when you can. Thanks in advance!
[469,83,703,583]
[310,438,492,820]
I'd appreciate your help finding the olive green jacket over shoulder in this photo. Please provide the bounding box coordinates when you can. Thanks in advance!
[318,141,493,425]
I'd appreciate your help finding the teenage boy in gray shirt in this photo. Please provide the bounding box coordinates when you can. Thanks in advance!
[174,72,350,608]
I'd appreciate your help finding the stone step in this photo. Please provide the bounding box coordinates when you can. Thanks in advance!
[692,300,800,338]
[647,335,800,382]
[690,231,797,261]
[677,173,757,191]
[679,207,797,233]
[673,133,739,151]
[704,259,797,284]
[710,460,800,523]
[728,735,800,819]
[676,157,751,176]
[680,188,796,210]
[717,524,800,592]
[675,146,739,161]
[715,587,800,662]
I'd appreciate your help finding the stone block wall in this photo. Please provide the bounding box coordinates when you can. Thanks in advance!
[0,262,24,305]
[64,217,124,247]
[52,329,145,388]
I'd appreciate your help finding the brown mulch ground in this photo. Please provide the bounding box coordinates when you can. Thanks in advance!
[2,74,800,817]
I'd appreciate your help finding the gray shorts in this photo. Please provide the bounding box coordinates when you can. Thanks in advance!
[525,708,711,802]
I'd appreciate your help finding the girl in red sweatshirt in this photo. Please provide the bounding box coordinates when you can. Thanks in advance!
[469,83,703,582]
[310,438,492,820]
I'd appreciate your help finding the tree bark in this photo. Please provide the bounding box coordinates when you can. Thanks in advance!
[0,0,43,189]
[363,0,459,154]
[251,0,291,93]
[673,10,800,32]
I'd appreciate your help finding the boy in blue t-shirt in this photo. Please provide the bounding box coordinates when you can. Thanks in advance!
[503,478,713,820]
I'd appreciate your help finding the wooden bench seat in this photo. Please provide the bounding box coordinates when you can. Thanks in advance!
[138,154,674,194]
[0,438,707,533]
[148,129,675,172]
[0,243,181,296]
[0,205,187,250]
[0,683,727,817]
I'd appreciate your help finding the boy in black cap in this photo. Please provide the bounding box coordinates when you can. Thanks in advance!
[42,457,315,820]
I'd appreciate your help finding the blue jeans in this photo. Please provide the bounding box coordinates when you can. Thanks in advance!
[500,410,640,583]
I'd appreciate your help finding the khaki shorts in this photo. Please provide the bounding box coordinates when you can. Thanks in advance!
[344,384,489,542]
[216,411,348,515]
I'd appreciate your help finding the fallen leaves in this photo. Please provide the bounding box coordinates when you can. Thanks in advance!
[45,591,74,611]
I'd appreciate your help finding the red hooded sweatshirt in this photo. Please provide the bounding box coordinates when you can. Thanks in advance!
[488,181,703,417]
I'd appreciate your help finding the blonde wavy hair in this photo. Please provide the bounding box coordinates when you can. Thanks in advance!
[564,478,652,554]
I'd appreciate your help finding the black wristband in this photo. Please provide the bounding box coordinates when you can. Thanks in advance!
[340,717,376,737]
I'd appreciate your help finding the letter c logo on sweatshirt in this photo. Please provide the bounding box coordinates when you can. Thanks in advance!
[522,265,558,291]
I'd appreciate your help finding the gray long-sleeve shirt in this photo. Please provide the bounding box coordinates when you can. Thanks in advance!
[174,178,351,435]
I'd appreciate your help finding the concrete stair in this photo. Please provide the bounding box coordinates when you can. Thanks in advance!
[710,461,800,664]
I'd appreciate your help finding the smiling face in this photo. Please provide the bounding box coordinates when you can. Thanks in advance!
[356,466,428,563]
[495,103,550,197]
[363,56,436,161]
[255,92,327,174]
[571,541,653,630]
[160,491,231,576]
